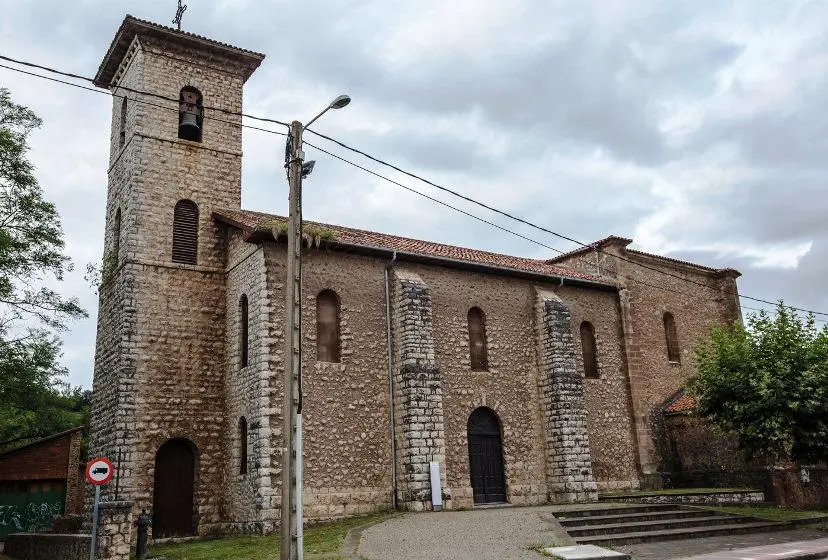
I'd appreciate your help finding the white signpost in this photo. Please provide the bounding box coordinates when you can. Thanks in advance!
[85,457,114,560]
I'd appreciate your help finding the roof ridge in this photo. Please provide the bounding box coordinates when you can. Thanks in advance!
[213,208,607,283]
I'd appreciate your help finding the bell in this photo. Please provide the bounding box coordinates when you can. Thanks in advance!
[178,111,201,141]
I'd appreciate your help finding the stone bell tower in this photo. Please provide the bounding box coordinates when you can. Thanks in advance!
[90,15,263,536]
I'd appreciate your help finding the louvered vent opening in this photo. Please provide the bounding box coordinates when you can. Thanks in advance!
[172,200,199,264]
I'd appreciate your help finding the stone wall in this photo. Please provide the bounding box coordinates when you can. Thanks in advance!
[223,232,278,533]
[95,500,133,560]
[91,28,258,536]
[553,243,742,482]
[289,246,394,519]
[251,243,633,516]
[3,534,90,560]
[606,490,765,504]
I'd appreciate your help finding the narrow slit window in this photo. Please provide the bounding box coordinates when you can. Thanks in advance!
[240,294,249,368]
[112,208,121,264]
[239,416,248,475]
[468,307,488,371]
[316,290,341,363]
[664,312,680,363]
[119,97,127,148]
[580,321,599,379]
[171,199,198,264]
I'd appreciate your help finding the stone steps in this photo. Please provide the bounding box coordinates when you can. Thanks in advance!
[555,503,787,546]
[556,508,714,526]
[573,520,785,546]
[551,503,679,519]
[565,514,763,537]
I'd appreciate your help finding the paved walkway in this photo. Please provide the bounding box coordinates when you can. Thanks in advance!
[356,507,828,560]
[358,506,572,559]
[679,536,828,559]
[617,528,828,560]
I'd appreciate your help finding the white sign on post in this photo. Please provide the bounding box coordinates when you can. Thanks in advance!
[85,457,114,560]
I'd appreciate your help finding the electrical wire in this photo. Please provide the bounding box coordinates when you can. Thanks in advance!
[3,52,826,319]
[302,141,828,325]
[0,62,287,139]
[304,128,828,318]
[0,53,290,128]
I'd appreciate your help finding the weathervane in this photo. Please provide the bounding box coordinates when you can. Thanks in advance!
[173,0,187,30]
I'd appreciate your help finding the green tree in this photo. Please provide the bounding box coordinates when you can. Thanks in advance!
[690,302,828,464]
[0,88,88,451]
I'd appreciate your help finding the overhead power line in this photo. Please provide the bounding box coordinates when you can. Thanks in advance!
[0,62,288,139]
[0,53,290,128]
[304,129,828,318]
[3,52,826,319]
[302,140,828,325]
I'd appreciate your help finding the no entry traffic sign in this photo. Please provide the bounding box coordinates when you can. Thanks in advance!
[85,457,114,486]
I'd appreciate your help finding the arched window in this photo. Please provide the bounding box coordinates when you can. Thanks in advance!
[119,97,127,148]
[580,321,599,379]
[239,416,248,475]
[112,208,121,264]
[178,86,203,142]
[239,295,249,368]
[468,307,488,371]
[172,199,198,264]
[664,312,680,363]
[316,290,340,363]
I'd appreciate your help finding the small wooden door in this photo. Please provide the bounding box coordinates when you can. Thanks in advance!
[467,408,506,504]
[153,439,196,538]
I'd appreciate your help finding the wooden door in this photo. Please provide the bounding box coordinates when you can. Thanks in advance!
[467,408,506,504]
[153,439,196,537]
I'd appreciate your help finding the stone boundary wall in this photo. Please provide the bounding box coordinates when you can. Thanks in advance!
[534,288,598,503]
[603,490,765,504]
[3,533,90,560]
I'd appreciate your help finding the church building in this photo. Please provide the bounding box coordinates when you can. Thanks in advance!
[90,15,742,538]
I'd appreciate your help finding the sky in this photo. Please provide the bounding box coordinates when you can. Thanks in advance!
[1,0,826,388]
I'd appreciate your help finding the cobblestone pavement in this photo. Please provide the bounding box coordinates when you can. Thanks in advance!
[358,506,573,560]
[617,528,828,560]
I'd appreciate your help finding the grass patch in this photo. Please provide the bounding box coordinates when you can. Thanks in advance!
[701,505,828,522]
[151,512,391,560]
[601,487,755,497]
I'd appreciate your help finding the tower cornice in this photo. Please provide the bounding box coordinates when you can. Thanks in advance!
[94,14,265,88]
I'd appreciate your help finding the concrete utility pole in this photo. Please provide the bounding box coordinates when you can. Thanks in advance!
[281,120,303,560]
[280,95,350,560]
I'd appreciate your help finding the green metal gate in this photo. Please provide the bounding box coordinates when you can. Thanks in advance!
[0,480,65,539]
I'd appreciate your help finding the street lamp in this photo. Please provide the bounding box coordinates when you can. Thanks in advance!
[281,95,350,560]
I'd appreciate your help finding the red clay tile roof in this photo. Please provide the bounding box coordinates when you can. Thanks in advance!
[664,392,697,414]
[627,249,741,277]
[213,208,607,283]
[545,235,633,264]
[95,15,265,87]
[547,236,740,277]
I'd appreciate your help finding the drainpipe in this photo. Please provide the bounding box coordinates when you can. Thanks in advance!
[384,250,398,509]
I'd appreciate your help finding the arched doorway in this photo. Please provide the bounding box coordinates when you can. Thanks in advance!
[153,438,196,537]
[467,408,506,504]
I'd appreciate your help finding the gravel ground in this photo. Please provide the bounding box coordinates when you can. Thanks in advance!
[358,505,572,560]
[618,527,828,560]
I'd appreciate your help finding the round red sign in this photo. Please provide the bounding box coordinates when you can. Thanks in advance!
[85,457,115,486]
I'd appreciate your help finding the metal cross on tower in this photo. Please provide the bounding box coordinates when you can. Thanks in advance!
[173,0,188,30]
